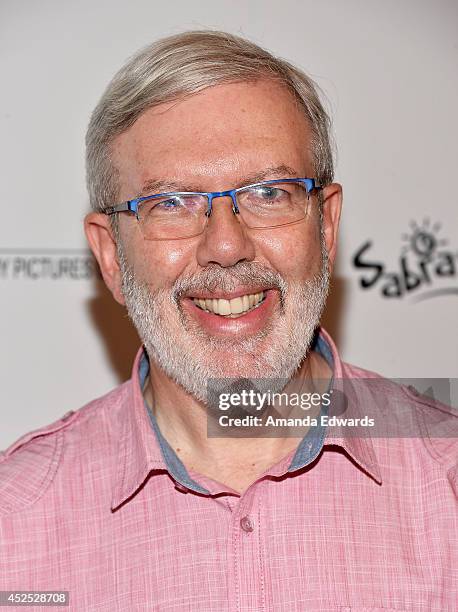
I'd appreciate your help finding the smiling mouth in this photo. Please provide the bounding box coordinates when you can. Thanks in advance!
[191,290,267,318]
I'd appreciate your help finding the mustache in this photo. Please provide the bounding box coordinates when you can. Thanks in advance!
[172,261,287,303]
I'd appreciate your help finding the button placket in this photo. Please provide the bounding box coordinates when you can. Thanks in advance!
[233,486,256,533]
[226,483,266,611]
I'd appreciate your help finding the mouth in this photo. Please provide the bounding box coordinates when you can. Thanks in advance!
[191,290,267,318]
[181,287,278,336]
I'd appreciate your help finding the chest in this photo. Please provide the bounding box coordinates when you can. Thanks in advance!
[1,460,455,611]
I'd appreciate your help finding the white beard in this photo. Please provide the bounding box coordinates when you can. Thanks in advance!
[118,240,330,405]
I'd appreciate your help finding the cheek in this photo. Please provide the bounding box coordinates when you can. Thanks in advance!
[133,241,197,288]
[257,222,323,280]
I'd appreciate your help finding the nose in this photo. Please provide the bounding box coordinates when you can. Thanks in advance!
[195,194,256,268]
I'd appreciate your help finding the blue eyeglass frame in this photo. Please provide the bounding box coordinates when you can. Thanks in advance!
[104,177,322,218]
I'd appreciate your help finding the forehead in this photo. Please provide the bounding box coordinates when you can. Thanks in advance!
[111,79,313,195]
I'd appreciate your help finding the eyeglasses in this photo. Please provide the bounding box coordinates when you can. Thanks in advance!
[104,177,322,240]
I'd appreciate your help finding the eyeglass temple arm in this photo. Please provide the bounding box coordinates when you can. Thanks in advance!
[104,202,135,216]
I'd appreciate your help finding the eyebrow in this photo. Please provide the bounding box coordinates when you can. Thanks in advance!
[138,164,300,197]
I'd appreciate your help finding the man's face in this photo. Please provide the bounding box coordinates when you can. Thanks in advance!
[89,79,342,401]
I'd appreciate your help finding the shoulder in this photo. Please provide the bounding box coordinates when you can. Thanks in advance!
[341,360,458,477]
[0,381,131,515]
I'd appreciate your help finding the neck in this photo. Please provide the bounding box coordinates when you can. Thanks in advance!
[143,348,331,493]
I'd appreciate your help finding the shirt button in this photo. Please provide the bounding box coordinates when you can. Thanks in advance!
[240,516,254,532]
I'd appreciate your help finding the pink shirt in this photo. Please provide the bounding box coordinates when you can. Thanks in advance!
[0,329,456,611]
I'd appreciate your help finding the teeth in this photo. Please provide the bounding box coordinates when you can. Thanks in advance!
[192,291,266,316]
[218,298,231,315]
[229,297,244,314]
[205,298,213,311]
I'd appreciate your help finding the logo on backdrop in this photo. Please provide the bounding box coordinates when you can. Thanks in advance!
[352,219,458,301]
[0,248,98,280]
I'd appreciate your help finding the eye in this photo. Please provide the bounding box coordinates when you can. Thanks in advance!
[154,196,183,209]
[247,186,290,203]
[141,195,207,219]
[255,187,284,199]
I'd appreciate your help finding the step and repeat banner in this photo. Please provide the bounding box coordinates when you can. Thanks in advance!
[1,0,457,449]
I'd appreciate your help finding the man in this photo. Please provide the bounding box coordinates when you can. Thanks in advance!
[0,30,456,611]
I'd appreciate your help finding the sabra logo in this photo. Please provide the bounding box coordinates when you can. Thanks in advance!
[353,219,458,301]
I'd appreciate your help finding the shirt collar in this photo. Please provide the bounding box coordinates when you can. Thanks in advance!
[111,327,381,510]
[111,348,165,510]
[318,328,382,485]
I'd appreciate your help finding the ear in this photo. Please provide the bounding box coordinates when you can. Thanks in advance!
[320,182,342,272]
[84,212,126,306]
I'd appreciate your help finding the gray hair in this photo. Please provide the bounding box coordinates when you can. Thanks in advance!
[86,30,334,216]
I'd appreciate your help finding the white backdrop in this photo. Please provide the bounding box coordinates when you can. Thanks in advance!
[1,0,457,450]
